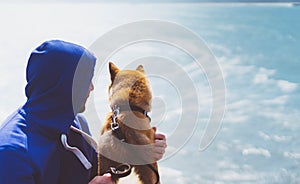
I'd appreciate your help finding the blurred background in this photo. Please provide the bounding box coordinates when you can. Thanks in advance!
[0,0,299,183]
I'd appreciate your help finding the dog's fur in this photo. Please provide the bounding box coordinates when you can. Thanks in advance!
[98,62,160,184]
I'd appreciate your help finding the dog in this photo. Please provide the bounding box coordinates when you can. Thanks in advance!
[98,62,160,184]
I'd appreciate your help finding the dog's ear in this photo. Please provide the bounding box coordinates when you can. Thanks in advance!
[109,62,120,82]
[136,65,145,74]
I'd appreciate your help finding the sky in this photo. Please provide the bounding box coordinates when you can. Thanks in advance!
[0,1,299,183]
[2,0,300,3]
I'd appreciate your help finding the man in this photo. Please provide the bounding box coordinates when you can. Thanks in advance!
[0,40,166,184]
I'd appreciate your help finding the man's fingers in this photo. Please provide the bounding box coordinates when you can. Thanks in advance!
[89,174,115,184]
[154,146,165,154]
[154,133,166,140]
[153,139,167,161]
[103,173,112,177]
[154,147,165,160]
[153,130,167,161]
[155,139,167,148]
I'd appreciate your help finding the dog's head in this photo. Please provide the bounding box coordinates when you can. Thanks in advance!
[108,62,152,112]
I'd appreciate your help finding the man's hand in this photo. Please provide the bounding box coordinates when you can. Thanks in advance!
[153,131,167,161]
[89,173,115,184]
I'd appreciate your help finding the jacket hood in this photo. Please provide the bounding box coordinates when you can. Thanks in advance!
[23,40,96,138]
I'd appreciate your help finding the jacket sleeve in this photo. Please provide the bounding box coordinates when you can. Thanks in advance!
[0,147,35,184]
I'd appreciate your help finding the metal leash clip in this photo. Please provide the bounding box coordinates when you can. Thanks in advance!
[111,105,120,131]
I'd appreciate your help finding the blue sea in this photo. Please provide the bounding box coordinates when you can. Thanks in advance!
[0,2,299,183]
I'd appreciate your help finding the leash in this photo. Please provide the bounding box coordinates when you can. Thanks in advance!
[69,125,132,179]
[111,105,160,184]
[105,163,132,181]
[146,164,160,184]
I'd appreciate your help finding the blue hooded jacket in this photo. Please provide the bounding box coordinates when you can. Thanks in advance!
[0,40,98,184]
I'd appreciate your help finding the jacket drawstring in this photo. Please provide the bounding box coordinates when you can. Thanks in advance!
[60,134,92,170]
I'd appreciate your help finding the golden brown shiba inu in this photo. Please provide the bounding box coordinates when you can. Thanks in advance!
[98,62,160,184]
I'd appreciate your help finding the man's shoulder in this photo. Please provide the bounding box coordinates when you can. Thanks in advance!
[0,109,28,152]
